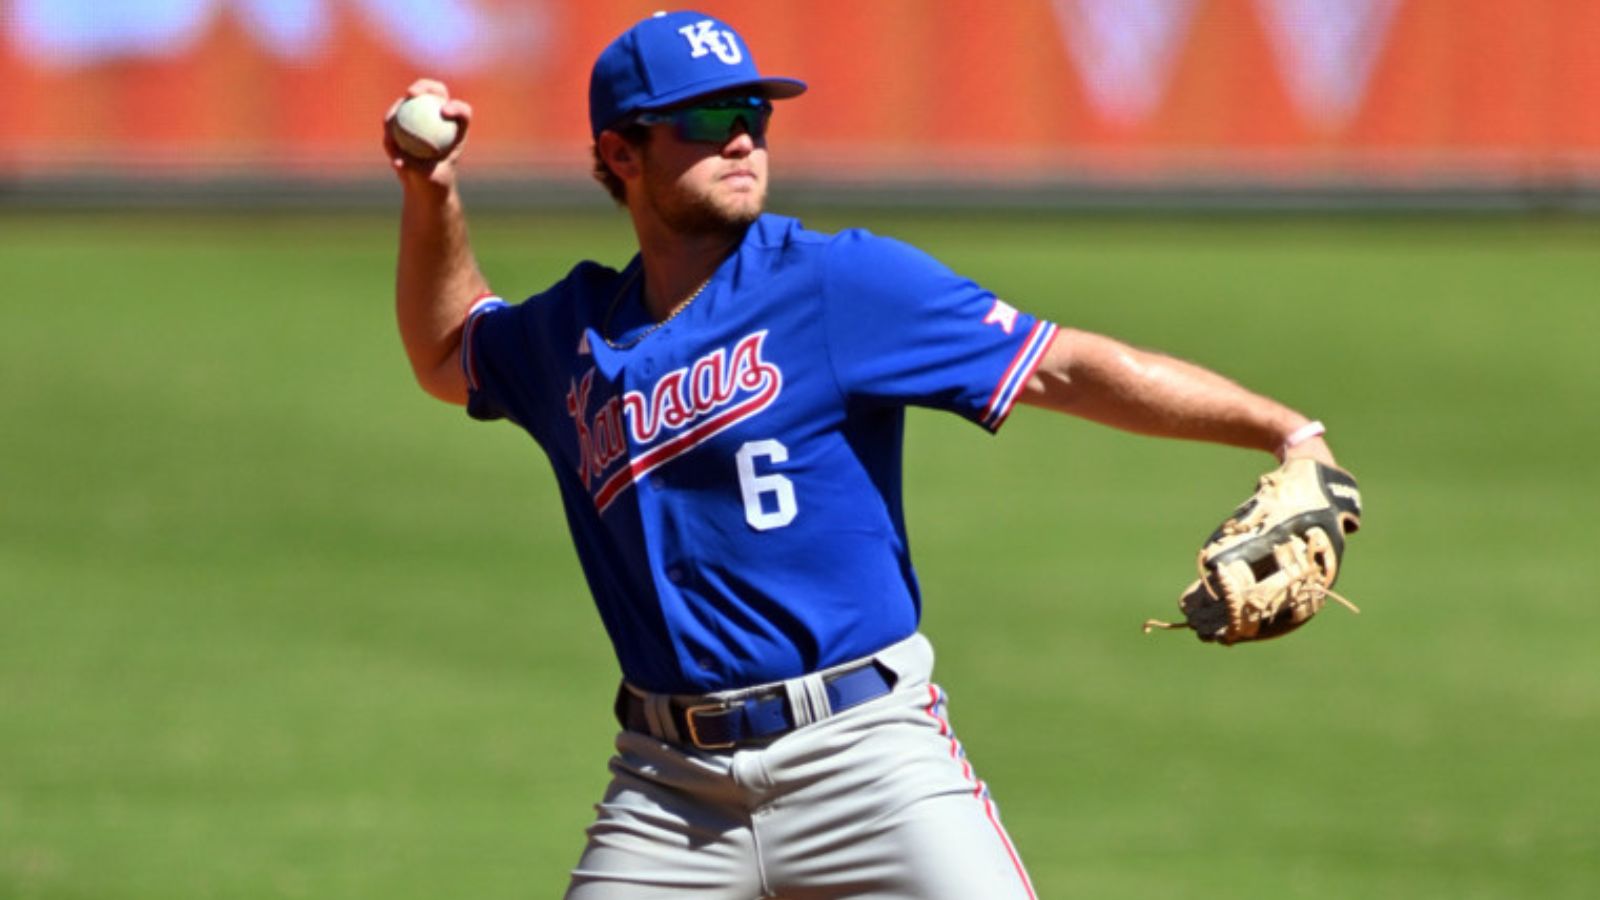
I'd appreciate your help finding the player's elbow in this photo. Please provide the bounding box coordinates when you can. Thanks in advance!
[421,375,468,406]
[408,353,469,406]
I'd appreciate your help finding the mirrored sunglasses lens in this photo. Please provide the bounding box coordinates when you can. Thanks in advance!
[677,105,771,142]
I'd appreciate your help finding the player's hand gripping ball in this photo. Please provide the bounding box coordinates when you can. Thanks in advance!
[1144,458,1363,645]
[387,93,461,162]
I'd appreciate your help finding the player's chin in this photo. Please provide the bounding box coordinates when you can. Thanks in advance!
[665,185,764,235]
[703,192,764,231]
[722,183,767,219]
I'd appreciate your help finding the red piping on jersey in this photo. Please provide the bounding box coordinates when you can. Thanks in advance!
[982,321,1059,431]
[461,294,506,391]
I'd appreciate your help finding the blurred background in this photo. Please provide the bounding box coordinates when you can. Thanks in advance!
[3,3,1598,899]
[6,0,1600,209]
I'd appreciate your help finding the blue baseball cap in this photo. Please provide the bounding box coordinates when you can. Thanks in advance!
[589,10,807,138]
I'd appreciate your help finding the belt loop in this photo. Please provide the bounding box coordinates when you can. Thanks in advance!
[635,688,680,744]
[783,672,833,728]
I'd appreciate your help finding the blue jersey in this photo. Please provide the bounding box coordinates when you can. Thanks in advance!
[463,214,1057,693]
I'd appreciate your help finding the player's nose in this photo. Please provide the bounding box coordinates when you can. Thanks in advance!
[721,122,757,157]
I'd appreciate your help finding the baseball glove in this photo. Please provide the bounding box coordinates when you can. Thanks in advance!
[1144,458,1362,645]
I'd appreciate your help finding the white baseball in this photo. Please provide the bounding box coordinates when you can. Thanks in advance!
[389,93,461,161]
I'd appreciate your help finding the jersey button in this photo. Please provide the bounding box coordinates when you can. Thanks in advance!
[666,566,684,584]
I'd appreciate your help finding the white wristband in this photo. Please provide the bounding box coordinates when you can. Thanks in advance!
[1278,420,1326,458]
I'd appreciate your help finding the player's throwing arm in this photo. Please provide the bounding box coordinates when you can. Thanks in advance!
[385,79,485,406]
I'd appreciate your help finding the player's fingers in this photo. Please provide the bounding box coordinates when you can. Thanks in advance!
[385,79,446,125]
[381,126,442,179]
[406,78,450,99]
[439,98,473,143]
[382,79,464,182]
[440,97,473,123]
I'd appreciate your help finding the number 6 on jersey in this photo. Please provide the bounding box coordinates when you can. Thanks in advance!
[736,439,797,530]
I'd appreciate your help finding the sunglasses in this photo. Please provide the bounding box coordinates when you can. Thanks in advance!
[635,95,774,144]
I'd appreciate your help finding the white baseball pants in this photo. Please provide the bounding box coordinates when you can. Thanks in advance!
[564,633,1037,899]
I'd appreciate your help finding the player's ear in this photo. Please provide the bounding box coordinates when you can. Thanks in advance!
[598,129,642,180]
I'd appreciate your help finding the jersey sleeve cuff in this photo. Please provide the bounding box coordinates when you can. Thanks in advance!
[460,293,507,393]
[980,321,1058,432]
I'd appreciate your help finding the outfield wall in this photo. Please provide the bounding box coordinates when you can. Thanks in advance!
[4,0,1600,206]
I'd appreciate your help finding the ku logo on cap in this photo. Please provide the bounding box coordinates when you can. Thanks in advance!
[678,19,743,65]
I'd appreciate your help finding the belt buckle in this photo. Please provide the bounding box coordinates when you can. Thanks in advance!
[683,702,737,750]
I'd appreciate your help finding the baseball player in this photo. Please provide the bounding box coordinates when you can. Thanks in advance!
[386,10,1342,898]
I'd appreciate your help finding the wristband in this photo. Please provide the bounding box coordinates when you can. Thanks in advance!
[1278,420,1326,458]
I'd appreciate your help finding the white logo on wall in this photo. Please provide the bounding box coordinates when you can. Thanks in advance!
[677,19,743,65]
[7,0,548,72]
[1053,0,1198,126]
[1052,0,1403,130]
[1256,0,1401,129]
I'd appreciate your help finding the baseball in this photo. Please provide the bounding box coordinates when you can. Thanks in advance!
[389,93,460,161]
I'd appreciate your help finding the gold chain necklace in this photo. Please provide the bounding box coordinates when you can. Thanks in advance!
[599,266,712,351]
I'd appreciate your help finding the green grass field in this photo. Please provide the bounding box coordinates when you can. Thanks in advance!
[3,208,1597,899]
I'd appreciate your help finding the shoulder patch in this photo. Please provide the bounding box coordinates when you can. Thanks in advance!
[984,298,1020,335]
